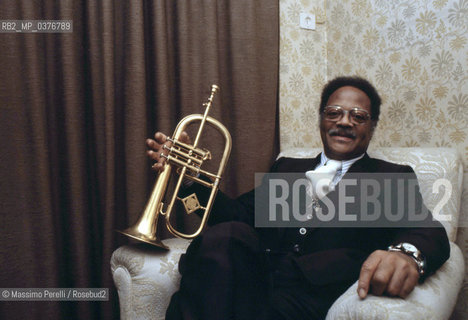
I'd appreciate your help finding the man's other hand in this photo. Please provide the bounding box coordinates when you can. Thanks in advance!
[146,131,191,171]
[357,250,420,299]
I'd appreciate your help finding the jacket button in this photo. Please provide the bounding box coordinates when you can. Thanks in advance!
[299,227,307,235]
[293,244,300,253]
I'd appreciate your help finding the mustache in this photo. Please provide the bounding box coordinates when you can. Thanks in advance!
[328,128,356,139]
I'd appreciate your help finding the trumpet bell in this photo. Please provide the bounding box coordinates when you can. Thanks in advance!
[117,227,168,249]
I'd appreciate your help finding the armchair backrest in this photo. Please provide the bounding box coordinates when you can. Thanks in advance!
[277,147,463,242]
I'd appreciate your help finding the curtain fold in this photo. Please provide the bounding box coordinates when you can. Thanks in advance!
[0,1,278,319]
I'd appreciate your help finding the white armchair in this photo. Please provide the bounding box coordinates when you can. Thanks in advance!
[111,148,465,320]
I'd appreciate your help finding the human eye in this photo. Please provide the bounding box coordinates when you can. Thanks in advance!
[325,107,342,119]
[351,110,369,123]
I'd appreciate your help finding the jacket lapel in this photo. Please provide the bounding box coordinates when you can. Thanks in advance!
[344,153,372,174]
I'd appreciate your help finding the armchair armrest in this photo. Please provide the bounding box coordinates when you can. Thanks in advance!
[326,242,465,320]
[110,238,191,320]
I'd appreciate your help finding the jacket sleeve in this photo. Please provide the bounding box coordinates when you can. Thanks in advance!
[182,158,285,226]
[292,164,450,284]
[375,165,450,279]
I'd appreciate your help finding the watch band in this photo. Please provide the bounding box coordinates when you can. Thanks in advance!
[388,243,426,277]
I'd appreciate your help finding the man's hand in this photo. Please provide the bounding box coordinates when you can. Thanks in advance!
[146,131,191,171]
[357,250,420,299]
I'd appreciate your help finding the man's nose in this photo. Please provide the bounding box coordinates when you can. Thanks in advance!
[336,111,353,126]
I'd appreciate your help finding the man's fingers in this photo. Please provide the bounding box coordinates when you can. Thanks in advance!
[151,161,164,171]
[385,268,406,296]
[146,140,160,160]
[154,132,167,144]
[384,253,418,297]
[370,262,394,296]
[357,252,382,299]
[146,138,157,150]
[359,251,420,299]
[393,253,420,297]
[146,132,174,171]
[179,131,191,144]
[399,272,419,298]
[146,131,192,172]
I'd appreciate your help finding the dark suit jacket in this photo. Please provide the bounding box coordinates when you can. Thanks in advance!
[192,153,450,287]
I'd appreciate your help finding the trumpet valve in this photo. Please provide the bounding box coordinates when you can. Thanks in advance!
[201,149,211,161]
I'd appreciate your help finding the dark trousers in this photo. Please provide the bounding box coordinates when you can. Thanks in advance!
[165,222,338,320]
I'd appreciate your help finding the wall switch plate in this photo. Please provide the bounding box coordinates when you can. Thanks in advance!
[300,13,316,30]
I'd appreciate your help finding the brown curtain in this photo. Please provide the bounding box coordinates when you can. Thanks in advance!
[0,0,278,319]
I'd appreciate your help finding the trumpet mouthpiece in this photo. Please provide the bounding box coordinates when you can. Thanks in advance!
[207,85,219,103]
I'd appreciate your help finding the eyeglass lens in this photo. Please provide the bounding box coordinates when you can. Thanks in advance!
[324,106,369,124]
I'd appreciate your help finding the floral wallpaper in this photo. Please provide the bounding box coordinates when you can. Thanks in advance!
[279,0,468,318]
[326,0,468,162]
[279,0,327,149]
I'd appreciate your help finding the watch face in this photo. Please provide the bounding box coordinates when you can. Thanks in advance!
[402,243,417,252]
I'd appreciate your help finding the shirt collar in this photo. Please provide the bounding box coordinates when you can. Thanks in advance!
[319,152,365,175]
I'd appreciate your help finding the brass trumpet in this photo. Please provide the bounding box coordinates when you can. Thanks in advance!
[118,85,232,249]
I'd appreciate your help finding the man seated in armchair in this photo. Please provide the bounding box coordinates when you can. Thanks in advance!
[146,76,450,320]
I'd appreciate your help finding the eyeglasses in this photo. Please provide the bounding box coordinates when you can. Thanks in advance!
[322,105,371,125]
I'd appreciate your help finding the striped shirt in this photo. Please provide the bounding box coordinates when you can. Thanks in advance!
[316,152,365,186]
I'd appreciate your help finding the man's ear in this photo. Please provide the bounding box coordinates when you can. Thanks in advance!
[370,121,378,136]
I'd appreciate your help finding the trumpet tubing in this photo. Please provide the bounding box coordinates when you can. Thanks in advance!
[118,85,231,249]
